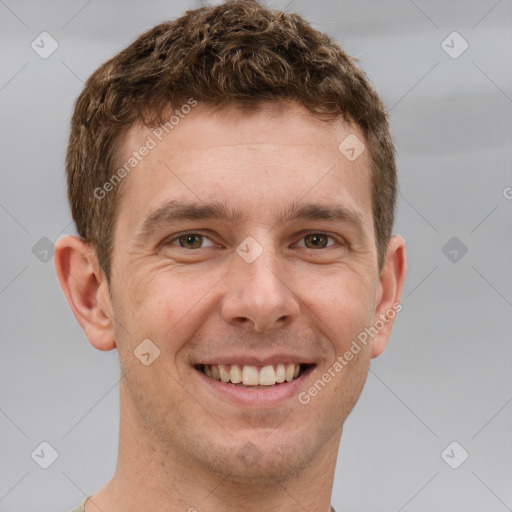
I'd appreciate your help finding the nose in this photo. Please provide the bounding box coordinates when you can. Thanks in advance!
[220,244,300,333]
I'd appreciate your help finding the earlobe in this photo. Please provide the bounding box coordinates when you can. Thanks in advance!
[54,235,117,351]
[370,236,407,358]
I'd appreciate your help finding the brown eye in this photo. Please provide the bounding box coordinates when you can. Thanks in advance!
[167,233,215,249]
[302,234,333,249]
[178,234,203,249]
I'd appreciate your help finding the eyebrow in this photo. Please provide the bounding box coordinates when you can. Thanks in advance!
[135,199,364,239]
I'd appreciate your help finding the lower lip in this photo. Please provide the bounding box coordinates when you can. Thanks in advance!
[194,366,315,406]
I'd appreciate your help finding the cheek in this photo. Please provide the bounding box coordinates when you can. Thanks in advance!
[299,266,376,349]
[113,265,212,361]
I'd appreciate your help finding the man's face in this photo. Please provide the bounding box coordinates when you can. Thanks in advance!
[108,103,382,482]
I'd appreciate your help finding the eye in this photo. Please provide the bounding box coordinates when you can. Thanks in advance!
[166,232,216,249]
[295,233,337,249]
[163,232,341,251]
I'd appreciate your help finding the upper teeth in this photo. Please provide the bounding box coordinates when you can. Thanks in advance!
[203,363,301,386]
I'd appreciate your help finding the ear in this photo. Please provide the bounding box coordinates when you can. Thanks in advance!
[370,235,407,358]
[54,235,116,351]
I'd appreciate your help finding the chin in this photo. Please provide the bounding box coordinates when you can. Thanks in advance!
[190,431,317,484]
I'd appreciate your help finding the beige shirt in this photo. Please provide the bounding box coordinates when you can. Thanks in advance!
[72,497,339,511]
[71,497,88,512]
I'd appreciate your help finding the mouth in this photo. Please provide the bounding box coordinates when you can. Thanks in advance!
[194,363,313,389]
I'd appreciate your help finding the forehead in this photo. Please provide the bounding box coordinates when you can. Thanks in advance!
[115,103,373,232]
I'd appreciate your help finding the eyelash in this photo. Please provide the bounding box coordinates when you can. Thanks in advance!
[163,231,342,250]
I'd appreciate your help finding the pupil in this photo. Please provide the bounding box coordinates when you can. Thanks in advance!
[307,234,326,248]
[182,234,201,248]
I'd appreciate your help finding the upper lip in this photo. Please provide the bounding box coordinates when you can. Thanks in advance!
[193,354,315,366]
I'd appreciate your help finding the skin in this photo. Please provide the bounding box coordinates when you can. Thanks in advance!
[55,102,406,512]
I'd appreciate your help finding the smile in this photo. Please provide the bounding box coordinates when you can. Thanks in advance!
[196,363,311,388]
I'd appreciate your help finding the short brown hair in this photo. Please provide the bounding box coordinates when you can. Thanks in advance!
[66,0,396,280]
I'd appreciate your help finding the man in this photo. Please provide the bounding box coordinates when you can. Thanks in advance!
[55,1,406,510]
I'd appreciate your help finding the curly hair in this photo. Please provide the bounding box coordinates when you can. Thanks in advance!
[66,0,396,280]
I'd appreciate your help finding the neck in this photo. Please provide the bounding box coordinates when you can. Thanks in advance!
[86,384,341,512]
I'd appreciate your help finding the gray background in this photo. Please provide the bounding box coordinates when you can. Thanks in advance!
[1,0,511,511]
